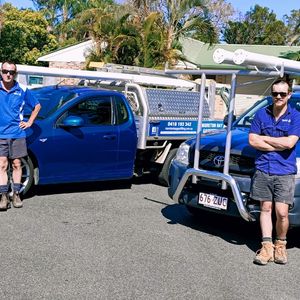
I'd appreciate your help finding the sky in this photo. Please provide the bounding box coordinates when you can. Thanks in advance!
[4,0,300,20]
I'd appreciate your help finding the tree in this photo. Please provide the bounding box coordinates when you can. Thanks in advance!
[205,0,234,39]
[223,5,288,45]
[112,12,168,67]
[0,3,58,64]
[120,0,217,67]
[32,0,99,42]
[285,9,300,46]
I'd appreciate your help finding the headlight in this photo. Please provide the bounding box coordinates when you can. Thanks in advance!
[296,157,300,178]
[174,142,190,165]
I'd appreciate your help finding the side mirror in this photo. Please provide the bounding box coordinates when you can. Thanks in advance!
[223,113,236,127]
[59,116,84,128]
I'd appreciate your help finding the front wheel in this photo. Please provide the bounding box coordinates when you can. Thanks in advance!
[19,156,34,195]
[158,148,178,186]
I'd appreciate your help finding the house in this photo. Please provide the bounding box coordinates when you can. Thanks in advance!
[36,38,300,115]
[36,40,94,85]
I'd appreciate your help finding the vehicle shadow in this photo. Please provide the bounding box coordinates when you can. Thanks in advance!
[161,203,260,252]
[161,203,300,251]
[24,179,133,198]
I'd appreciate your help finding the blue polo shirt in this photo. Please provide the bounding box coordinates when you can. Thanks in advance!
[0,81,40,139]
[250,103,300,175]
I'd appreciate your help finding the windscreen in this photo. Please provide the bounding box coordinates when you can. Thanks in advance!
[235,95,300,127]
[25,87,77,119]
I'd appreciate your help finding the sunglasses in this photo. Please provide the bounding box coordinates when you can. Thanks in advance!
[1,69,16,75]
[271,92,288,97]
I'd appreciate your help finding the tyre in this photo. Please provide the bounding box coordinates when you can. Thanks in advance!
[158,148,178,186]
[19,156,34,195]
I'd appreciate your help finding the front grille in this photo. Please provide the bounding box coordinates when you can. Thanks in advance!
[189,150,255,175]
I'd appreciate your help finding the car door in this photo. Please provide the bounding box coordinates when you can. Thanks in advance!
[38,95,120,183]
[113,95,137,178]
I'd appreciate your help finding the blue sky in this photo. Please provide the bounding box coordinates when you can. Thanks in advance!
[4,0,300,19]
[229,0,299,20]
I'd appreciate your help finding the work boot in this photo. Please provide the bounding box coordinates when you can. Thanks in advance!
[274,240,288,264]
[0,193,10,210]
[12,192,23,208]
[253,241,274,265]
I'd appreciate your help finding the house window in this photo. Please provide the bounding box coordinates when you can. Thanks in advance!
[28,76,43,86]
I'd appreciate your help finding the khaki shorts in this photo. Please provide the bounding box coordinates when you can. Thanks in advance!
[250,169,295,205]
[0,138,28,159]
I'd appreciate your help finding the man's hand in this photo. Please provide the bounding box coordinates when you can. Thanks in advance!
[19,121,32,129]
[19,103,41,130]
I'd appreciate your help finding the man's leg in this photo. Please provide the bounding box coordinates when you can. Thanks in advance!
[0,156,10,210]
[260,201,273,238]
[11,158,23,208]
[250,170,275,265]
[10,138,27,208]
[274,202,289,264]
[12,158,22,187]
[275,202,289,239]
[254,200,274,265]
[0,156,9,186]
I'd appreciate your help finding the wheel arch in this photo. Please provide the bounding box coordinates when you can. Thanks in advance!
[27,150,39,185]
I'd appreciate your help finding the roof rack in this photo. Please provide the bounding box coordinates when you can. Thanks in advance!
[12,64,196,89]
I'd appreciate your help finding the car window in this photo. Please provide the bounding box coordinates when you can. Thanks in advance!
[235,96,300,127]
[235,98,270,127]
[68,97,112,126]
[114,96,129,125]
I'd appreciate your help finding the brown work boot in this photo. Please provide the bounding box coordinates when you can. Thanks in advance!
[12,192,23,208]
[0,193,10,210]
[253,241,274,265]
[274,240,288,264]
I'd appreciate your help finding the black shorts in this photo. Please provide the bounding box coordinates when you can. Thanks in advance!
[250,170,295,205]
[0,138,28,159]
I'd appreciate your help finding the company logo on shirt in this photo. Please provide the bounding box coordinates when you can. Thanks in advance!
[281,119,291,123]
[13,91,22,96]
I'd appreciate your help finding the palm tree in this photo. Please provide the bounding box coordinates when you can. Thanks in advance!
[124,0,217,66]
[112,12,167,67]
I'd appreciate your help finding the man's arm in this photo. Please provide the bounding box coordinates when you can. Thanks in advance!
[19,103,41,130]
[249,133,277,151]
[249,133,299,151]
[263,135,299,150]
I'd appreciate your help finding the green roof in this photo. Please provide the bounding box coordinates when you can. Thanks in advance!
[181,37,300,69]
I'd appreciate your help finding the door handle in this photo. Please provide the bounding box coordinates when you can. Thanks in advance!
[103,134,116,140]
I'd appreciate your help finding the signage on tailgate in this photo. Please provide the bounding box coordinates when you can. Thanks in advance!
[148,120,224,136]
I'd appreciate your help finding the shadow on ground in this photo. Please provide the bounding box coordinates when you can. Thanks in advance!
[161,203,300,251]
[23,173,159,199]
[25,179,133,198]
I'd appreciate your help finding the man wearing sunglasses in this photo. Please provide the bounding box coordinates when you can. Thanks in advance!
[0,61,41,210]
[249,79,300,265]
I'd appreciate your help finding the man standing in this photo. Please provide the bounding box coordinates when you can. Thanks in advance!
[0,61,41,210]
[249,79,300,265]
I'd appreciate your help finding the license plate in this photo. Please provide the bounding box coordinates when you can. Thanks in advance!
[198,192,228,210]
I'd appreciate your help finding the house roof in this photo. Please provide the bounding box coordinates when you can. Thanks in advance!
[180,37,300,69]
[37,37,300,70]
[38,40,94,62]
